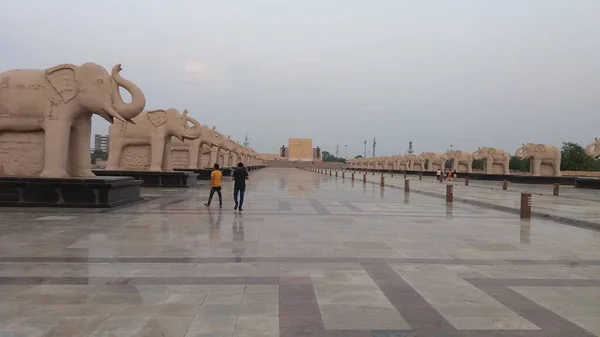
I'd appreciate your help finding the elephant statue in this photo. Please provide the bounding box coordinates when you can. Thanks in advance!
[0,62,145,177]
[170,124,223,169]
[420,152,445,171]
[106,109,202,172]
[472,146,510,174]
[585,138,600,158]
[444,150,473,173]
[407,154,424,171]
[515,143,561,176]
[393,155,411,171]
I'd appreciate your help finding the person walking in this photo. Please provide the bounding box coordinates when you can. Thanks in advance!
[436,168,442,182]
[204,163,223,208]
[232,162,249,211]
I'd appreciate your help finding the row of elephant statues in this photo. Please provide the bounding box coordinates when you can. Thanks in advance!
[347,144,567,176]
[105,108,262,172]
[0,61,262,178]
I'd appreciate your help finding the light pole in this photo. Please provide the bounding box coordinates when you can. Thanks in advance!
[345,145,347,159]
[364,140,367,158]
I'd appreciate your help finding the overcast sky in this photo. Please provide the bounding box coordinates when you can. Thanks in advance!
[1,0,599,157]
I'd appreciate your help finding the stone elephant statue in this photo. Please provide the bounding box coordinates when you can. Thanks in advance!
[420,152,445,171]
[515,143,561,176]
[106,109,202,172]
[472,146,510,174]
[0,62,145,177]
[407,154,424,171]
[444,150,473,173]
[585,138,600,158]
[170,124,223,169]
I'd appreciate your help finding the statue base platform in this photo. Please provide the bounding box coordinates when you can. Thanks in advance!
[0,176,142,208]
[93,170,198,187]
[575,178,600,189]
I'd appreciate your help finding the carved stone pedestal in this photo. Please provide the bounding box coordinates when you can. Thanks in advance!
[0,176,142,208]
[94,170,198,187]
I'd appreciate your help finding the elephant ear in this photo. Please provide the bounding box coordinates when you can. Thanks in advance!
[535,144,546,153]
[147,109,167,127]
[45,64,77,103]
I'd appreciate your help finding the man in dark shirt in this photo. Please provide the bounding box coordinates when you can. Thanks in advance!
[232,162,249,211]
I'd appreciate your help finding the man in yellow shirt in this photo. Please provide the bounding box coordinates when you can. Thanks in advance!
[204,163,223,208]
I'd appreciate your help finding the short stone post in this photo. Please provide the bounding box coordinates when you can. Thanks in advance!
[363,173,367,184]
[520,193,532,219]
[372,171,375,175]
[404,179,410,193]
[380,175,385,187]
[391,171,393,177]
[351,172,355,181]
[419,173,422,180]
[404,172,407,179]
[335,171,338,177]
[342,171,345,179]
[465,176,469,186]
[502,179,508,190]
[446,184,453,202]
[553,183,559,196]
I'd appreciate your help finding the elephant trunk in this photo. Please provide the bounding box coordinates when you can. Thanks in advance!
[585,140,600,158]
[515,146,527,159]
[111,64,146,122]
[182,113,202,140]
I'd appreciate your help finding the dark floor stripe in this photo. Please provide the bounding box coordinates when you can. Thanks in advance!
[471,284,596,336]
[278,200,292,211]
[279,277,325,336]
[466,278,600,287]
[306,199,332,215]
[361,261,455,332]
[0,276,279,285]
[339,201,362,212]
[1,256,599,266]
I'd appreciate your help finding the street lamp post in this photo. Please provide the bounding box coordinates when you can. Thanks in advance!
[345,145,347,159]
[363,140,367,158]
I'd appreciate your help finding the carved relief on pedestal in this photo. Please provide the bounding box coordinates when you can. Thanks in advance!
[118,146,151,171]
[0,132,45,177]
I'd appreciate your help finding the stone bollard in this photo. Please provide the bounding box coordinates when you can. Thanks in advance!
[553,183,559,196]
[391,171,393,177]
[419,173,422,180]
[352,172,355,181]
[330,170,332,176]
[404,173,407,179]
[380,175,385,187]
[372,171,375,175]
[520,193,532,219]
[363,174,367,184]
[342,171,345,179]
[404,179,410,193]
[502,179,508,190]
[446,184,453,202]
[335,171,338,177]
[465,176,469,186]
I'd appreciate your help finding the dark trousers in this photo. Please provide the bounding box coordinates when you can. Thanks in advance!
[207,186,222,205]
[234,187,245,208]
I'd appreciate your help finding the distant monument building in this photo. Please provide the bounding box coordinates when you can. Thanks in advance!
[288,138,313,161]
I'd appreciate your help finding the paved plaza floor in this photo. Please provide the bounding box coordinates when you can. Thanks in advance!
[1,168,600,336]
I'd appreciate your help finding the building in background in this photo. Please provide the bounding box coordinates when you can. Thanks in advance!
[288,138,313,161]
[94,134,109,153]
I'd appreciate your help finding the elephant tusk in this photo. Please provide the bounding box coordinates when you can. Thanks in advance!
[103,107,127,123]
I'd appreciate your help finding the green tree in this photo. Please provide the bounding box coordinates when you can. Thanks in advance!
[472,159,484,170]
[509,156,529,172]
[322,151,346,163]
[354,155,363,159]
[91,150,108,164]
[561,142,592,171]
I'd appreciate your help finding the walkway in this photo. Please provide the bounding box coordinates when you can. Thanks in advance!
[0,168,599,336]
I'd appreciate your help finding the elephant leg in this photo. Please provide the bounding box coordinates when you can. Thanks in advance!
[223,152,229,167]
[40,119,72,178]
[555,158,562,176]
[503,160,510,174]
[105,138,123,171]
[161,138,173,172]
[188,140,200,169]
[532,159,541,176]
[69,115,95,177]
[149,136,165,171]
[210,148,218,168]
